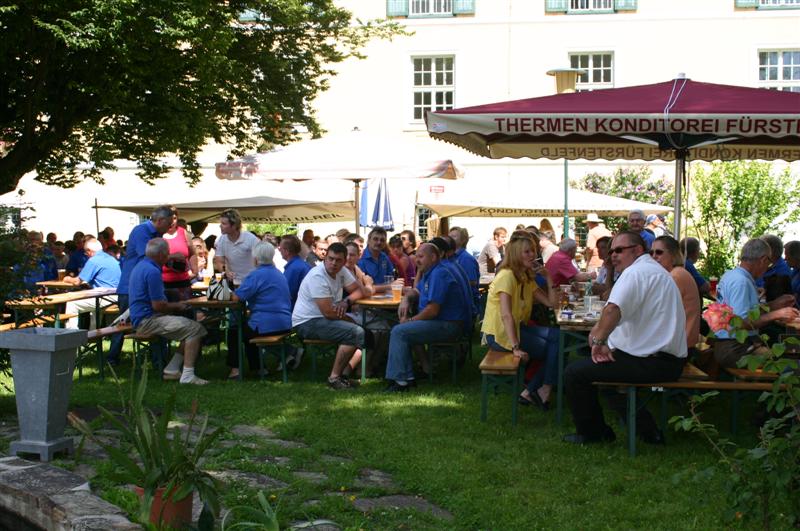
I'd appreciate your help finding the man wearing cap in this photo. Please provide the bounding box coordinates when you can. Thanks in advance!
[582,213,611,272]
[627,210,654,250]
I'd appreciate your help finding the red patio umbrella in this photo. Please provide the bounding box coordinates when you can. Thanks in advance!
[426,76,800,238]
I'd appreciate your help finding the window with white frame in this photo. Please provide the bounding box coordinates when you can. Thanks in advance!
[411,0,453,15]
[758,0,800,7]
[569,53,613,90]
[412,56,454,121]
[569,0,613,12]
[759,50,800,92]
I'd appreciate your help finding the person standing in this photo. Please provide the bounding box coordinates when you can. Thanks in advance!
[213,208,260,372]
[582,213,612,272]
[107,206,173,365]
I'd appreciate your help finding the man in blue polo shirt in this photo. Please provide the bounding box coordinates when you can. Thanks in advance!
[449,226,480,309]
[129,238,208,385]
[384,243,471,392]
[627,210,654,250]
[21,231,58,291]
[757,234,793,303]
[107,205,173,364]
[63,238,120,329]
[680,237,711,299]
[357,227,395,294]
[714,238,799,369]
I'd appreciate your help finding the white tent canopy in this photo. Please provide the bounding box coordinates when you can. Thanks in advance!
[94,175,355,224]
[417,182,672,218]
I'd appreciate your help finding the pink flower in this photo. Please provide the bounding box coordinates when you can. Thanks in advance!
[702,303,735,333]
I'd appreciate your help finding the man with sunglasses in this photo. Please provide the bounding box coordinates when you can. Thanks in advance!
[713,238,798,369]
[563,231,687,445]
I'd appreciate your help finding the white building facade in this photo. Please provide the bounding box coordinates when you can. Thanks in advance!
[307,0,800,248]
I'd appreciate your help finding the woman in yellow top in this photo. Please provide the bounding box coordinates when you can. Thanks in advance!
[481,231,557,409]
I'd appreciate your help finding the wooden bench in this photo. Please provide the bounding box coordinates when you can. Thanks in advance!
[250,333,292,383]
[0,313,78,332]
[301,338,339,382]
[125,331,169,374]
[426,334,471,384]
[76,323,133,380]
[725,367,779,381]
[594,363,783,456]
[479,350,523,426]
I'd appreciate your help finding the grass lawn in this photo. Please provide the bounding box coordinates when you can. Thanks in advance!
[0,338,751,530]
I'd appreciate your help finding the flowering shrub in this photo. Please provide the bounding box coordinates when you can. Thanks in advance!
[701,303,735,333]
[671,307,800,528]
[573,166,674,233]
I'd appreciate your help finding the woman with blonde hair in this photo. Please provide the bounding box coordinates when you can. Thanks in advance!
[481,231,557,409]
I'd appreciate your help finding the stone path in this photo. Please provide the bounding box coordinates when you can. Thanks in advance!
[0,415,454,529]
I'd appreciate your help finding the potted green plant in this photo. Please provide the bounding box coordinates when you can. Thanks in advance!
[69,366,223,528]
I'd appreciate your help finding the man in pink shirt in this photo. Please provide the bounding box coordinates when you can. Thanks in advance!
[546,238,596,287]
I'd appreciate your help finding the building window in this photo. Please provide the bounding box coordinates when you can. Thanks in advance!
[569,53,613,90]
[413,56,455,121]
[417,207,432,240]
[758,0,800,7]
[569,0,613,12]
[411,0,452,15]
[759,50,800,92]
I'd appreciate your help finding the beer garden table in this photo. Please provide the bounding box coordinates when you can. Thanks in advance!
[185,296,245,380]
[355,295,401,382]
[6,287,117,328]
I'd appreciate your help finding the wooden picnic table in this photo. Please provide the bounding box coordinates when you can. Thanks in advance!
[36,280,81,291]
[6,287,117,328]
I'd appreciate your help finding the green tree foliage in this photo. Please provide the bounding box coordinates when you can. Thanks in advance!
[572,166,674,233]
[244,223,296,238]
[686,161,800,278]
[0,1,405,194]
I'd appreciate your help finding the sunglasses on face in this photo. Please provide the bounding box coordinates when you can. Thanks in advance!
[609,244,637,255]
[648,249,665,256]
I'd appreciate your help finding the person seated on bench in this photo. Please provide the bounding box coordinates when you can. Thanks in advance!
[129,238,208,385]
[64,237,120,330]
[714,238,799,369]
[292,242,366,390]
[227,242,292,380]
[384,242,472,393]
[481,231,557,409]
[563,231,687,445]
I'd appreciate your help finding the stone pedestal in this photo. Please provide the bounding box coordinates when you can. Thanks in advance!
[0,328,87,461]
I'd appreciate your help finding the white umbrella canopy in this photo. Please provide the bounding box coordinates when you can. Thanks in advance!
[417,182,671,219]
[96,177,355,224]
[215,130,465,181]
[215,130,466,233]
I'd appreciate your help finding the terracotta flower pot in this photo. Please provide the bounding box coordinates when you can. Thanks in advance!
[134,485,194,529]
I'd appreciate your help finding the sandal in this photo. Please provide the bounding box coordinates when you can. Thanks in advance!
[518,394,534,406]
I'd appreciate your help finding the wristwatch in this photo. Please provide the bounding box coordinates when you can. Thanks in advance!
[591,336,607,346]
[512,344,520,351]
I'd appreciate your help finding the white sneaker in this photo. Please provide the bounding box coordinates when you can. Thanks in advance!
[179,375,209,385]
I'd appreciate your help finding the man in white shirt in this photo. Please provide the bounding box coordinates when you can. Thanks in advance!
[477,227,507,275]
[292,242,365,390]
[213,208,259,287]
[563,231,687,446]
